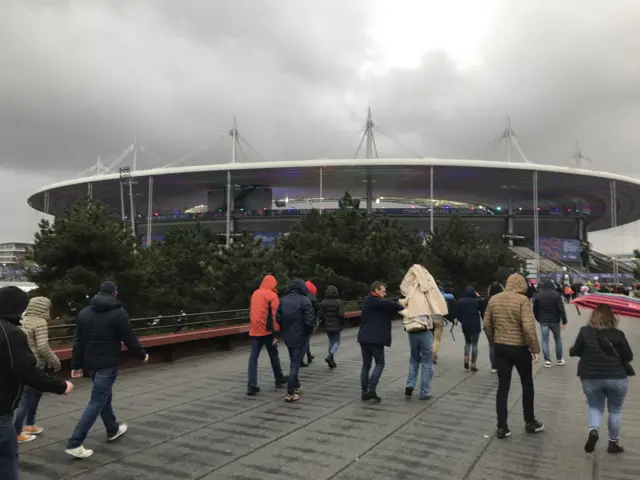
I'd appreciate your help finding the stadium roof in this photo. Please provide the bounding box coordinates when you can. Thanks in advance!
[27,158,640,232]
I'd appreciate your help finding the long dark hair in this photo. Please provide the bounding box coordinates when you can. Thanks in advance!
[488,282,504,298]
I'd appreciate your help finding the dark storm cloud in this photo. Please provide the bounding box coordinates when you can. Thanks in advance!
[2,1,640,246]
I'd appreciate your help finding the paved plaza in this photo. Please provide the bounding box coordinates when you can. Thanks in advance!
[19,309,639,480]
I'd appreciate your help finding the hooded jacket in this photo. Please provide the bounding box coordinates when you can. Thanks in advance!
[320,286,344,333]
[305,281,320,326]
[20,296,61,371]
[71,292,146,372]
[533,280,567,325]
[276,279,316,347]
[399,264,448,332]
[0,286,67,416]
[483,274,540,354]
[249,275,280,337]
[455,287,483,337]
[358,292,404,347]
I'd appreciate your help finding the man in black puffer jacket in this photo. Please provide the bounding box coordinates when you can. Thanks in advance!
[276,279,316,402]
[320,285,344,369]
[533,280,568,368]
[66,282,148,459]
[0,286,71,480]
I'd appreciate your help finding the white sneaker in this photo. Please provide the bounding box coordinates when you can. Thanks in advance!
[556,359,566,366]
[107,423,128,441]
[544,361,552,368]
[65,445,94,459]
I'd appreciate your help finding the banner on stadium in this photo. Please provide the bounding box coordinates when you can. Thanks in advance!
[253,232,279,248]
[539,237,581,262]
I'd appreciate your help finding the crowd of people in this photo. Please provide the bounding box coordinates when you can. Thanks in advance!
[0,266,636,479]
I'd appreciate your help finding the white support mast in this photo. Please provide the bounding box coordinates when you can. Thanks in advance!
[225,116,239,247]
[571,140,594,169]
[495,115,530,163]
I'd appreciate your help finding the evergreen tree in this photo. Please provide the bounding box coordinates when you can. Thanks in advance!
[28,198,137,316]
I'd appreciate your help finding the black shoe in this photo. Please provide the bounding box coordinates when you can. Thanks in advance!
[275,376,289,388]
[361,391,368,401]
[584,429,599,453]
[300,361,309,368]
[607,440,624,454]
[525,420,545,434]
[497,427,512,439]
[405,387,414,397]
[464,361,469,371]
[307,355,314,364]
[247,385,261,396]
[363,391,381,403]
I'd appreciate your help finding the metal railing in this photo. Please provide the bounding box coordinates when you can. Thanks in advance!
[48,300,362,343]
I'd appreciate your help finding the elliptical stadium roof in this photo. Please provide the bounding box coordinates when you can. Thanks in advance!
[27,158,640,232]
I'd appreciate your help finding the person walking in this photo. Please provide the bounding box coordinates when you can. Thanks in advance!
[456,287,484,372]
[358,281,404,403]
[433,283,455,364]
[319,285,344,369]
[533,279,568,368]
[247,275,288,396]
[300,281,319,367]
[399,265,447,400]
[484,274,544,439]
[570,304,634,454]
[0,286,72,480]
[66,281,149,459]
[14,296,62,444]
[276,279,316,402]
[483,282,504,373]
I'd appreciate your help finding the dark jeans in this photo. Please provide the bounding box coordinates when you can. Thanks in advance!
[0,415,19,480]
[287,346,304,395]
[494,344,535,429]
[13,385,43,434]
[360,343,385,393]
[327,331,341,356]
[247,335,285,387]
[299,337,312,366]
[67,367,119,449]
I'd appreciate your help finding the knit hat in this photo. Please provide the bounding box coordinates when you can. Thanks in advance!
[99,281,118,296]
[0,286,30,323]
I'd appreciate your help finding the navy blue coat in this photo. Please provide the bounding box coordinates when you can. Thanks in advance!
[455,287,483,338]
[357,294,404,347]
[276,279,316,348]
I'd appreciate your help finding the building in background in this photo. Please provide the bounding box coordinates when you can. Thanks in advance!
[0,242,32,266]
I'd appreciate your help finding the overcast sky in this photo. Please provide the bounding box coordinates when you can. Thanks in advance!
[1,0,639,252]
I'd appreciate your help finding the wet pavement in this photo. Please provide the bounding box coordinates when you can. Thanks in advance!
[19,308,639,479]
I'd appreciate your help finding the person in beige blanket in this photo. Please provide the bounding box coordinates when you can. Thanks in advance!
[14,296,62,444]
[399,265,448,400]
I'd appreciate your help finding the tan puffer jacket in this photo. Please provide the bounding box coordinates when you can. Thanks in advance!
[483,274,540,354]
[20,297,61,371]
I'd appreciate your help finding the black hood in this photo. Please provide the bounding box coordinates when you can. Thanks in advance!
[461,287,477,298]
[91,293,121,312]
[289,278,309,295]
[325,286,339,299]
[540,280,556,291]
[0,286,29,325]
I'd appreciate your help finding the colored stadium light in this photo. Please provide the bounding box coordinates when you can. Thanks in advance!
[537,207,541,211]
[567,209,571,212]
[554,208,559,211]
[176,211,180,215]
[410,204,414,208]
[444,205,449,209]
[496,206,502,211]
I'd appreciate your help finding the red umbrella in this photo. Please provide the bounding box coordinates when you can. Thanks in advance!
[571,293,640,319]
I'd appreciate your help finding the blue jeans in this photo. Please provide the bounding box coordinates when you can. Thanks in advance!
[464,333,479,363]
[582,378,628,441]
[287,346,304,395]
[13,385,43,434]
[327,332,341,356]
[0,415,19,480]
[67,367,119,449]
[247,335,285,387]
[406,330,434,399]
[540,323,563,361]
[360,343,385,393]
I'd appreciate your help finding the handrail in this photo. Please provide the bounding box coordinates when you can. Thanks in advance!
[48,300,362,342]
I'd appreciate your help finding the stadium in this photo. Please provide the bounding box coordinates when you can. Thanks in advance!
[26,114,640,281]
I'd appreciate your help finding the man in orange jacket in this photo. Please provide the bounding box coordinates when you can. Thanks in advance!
[247,275,288,395]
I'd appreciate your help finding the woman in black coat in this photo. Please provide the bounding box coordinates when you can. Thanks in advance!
[319,286,344,369]
[456,287,484,372]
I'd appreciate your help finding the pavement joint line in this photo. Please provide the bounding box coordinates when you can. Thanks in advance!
[58,336,405,479]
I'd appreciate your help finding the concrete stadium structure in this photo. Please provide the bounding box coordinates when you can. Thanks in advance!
[27,157,640,249]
